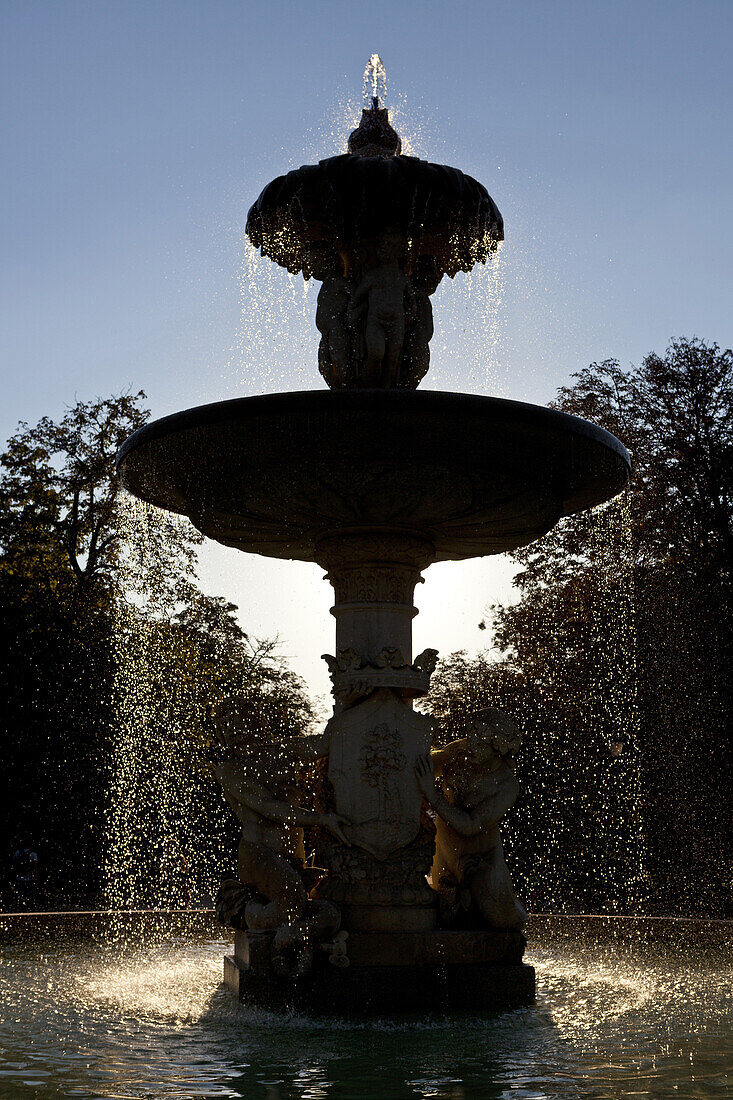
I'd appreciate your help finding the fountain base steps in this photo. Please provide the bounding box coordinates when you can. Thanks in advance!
[224,929,535,1014]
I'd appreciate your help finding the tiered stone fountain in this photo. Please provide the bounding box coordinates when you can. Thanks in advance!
[118,74,630,1014]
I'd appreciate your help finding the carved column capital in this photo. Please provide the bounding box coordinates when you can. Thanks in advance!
[315,529,435,605]
[315,529,436,669]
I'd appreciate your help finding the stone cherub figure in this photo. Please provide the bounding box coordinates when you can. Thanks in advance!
[348,234,414,388]
[401,256,442,389]
[214,696,349,972]
[312,248,352,389]
[415,708,527,931]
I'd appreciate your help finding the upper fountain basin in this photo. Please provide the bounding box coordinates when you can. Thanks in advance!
[246,152,503,281]
[117,390,630,563]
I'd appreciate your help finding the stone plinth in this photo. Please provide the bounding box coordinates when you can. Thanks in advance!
[224,927,535,1014]
[338,903,437,933]
[340,928,526,966]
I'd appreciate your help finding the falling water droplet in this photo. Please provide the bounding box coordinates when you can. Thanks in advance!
[103,492,231,918]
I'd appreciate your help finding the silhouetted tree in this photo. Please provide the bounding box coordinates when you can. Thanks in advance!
[428,339,733,917]
[0,393,312,908]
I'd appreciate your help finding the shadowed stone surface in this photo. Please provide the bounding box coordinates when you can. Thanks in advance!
[224,923,534,1013]
[245,136,503,282]
[224,952,535,1015]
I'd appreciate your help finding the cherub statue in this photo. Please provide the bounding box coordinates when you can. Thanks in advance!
[401,256,442,389]
[214,696,349,970]
[412,648,439,675]
[312,249,352,389]
[415,708,527,931]
[348,234,414,388]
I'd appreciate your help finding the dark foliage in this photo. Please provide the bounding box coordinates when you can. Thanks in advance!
[0,393,312,909]
[428,339,733,917]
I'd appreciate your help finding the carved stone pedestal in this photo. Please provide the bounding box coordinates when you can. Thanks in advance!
[315,531,440,936]
[224,928,535,1015]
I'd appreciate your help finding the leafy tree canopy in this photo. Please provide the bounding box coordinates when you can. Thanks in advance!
[0,391,313,907]
[431,338,733,916]
[0,392,203,610]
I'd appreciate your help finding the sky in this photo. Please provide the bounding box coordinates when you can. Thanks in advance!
[2,0,732,700]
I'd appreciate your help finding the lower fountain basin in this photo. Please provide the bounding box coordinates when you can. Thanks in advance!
[118,390,630,562]
[0,917,729,1097]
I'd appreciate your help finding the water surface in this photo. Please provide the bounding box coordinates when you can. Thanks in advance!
[0,937,730,1099]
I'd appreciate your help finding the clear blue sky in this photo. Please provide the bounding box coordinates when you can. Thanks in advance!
[2,1,731,698]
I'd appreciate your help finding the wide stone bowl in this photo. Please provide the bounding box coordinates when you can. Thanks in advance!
[117,390,630,563]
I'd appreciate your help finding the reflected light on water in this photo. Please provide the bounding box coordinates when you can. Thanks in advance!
[0,937,730,1099]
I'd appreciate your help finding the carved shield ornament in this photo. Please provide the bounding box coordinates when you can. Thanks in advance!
[326,688,435,860]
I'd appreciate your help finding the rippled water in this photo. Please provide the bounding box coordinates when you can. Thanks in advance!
[0,937,730,1099]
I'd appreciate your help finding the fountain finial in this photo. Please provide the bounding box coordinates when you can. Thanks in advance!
[348,53,400,157]
[347,102,402,157]
[347,98,401,158]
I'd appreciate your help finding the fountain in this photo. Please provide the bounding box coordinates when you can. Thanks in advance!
[117,61,630,1014]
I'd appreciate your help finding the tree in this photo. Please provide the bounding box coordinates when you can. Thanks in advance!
[0,393,313,908]
[428,339,733,917]
[553,338,733,576]
[0,392,203,610]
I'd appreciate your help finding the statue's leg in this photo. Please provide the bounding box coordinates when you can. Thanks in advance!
[303,898,341,939]
[381,320,405,388]
[270,898,342,977]
[470,850,525,930]
[329,329,350,387]
[363,317,385,385]
[411,344,430,388]
[318,340,333,387]
[238,840,308,931]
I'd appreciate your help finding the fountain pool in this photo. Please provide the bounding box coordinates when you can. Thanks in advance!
[0,925,729,1099]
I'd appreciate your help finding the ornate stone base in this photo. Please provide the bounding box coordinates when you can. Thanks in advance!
[223,929,535,1014]
[340,903,437,933]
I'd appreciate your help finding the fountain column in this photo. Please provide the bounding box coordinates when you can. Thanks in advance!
[315,530,434,668]
[312,530,440,934]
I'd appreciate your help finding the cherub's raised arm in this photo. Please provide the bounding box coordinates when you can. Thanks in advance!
[290,730,330,763]
[215,761,322,828]
[415,754,518,837]
[430,738,468,777]
[439,772,519,836]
